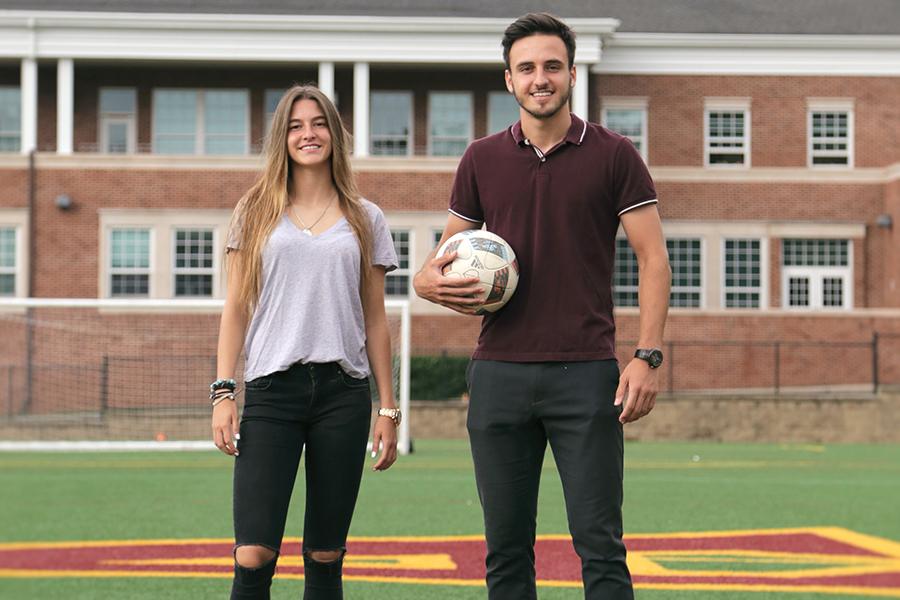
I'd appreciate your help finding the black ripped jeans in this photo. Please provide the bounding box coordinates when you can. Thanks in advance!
[230,361,372,600]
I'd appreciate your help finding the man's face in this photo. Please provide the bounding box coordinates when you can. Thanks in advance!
[505,34,575,121]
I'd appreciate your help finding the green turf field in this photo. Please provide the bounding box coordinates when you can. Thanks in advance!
[1,440,899,599]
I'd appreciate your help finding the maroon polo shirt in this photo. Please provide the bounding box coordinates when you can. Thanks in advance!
[449,114,657,362]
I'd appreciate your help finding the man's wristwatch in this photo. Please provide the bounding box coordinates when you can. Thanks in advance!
[634,348,664,369]
[377,407,402,426]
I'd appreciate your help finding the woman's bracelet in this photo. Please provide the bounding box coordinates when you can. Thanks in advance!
[209,378,236,394]
[211,392,236,407]
[209,383,238,401]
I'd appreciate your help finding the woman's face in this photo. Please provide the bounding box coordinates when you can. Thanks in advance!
[286,98,332,168]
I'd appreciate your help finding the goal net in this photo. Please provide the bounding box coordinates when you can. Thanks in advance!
[0,298,411,454]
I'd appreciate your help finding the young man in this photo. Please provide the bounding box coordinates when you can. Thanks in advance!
[414,13,670,600]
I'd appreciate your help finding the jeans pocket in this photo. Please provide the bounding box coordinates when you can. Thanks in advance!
[245,375,273,391]
[339,369,370,389]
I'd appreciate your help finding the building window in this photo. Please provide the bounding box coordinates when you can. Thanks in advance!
[705,100,750,167]
[433,228,444,248]
[264,88,282,136]
[110,229,151,297]
[602,100,648,161]
[0,227,16,296]
[724,239,761,308]
[173,229,214,297]
[153,89,249,155]
[808,103,853,167]
[429,92,472,157]
[99,88,136,154]
[204,91,250,155]
[371,91,412,156]
[0,87,21,152]
[385,229,411,297]
[488,91,520,135]
[613,238,639,307]
[782,239,851,309]
[614,237,702,308]
[668,238,702,308]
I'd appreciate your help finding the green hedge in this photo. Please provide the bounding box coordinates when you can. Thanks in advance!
[410,355,470,401]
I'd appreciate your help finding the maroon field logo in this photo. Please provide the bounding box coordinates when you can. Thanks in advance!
[2,527,899,596]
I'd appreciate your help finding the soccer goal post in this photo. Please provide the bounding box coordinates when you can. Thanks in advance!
[0,297,412,454]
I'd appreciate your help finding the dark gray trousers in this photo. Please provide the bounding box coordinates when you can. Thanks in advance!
[466,359,633,600]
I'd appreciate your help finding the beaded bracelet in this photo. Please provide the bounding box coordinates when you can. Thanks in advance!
[209,378,237,394]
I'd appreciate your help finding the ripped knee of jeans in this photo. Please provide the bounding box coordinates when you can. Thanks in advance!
[303,547,345,564]
[234,543,279,569]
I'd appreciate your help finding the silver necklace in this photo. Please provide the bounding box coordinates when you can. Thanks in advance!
[292,193,337,236]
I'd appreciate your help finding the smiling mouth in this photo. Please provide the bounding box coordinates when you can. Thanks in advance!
[299,144,321,151]
[531,90,553,98]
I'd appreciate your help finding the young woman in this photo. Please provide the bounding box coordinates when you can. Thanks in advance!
[211,84,400,600]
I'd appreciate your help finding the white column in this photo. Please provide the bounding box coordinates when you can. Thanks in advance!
[572,62,590,121]
[56,58,74,155]
[353,62,369,157]
[20,58,37,155]
[317,62,335,102]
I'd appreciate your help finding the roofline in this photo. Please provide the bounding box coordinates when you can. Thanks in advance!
[0,10,622,34]
[609,32,900,49]
[0,10,618,64]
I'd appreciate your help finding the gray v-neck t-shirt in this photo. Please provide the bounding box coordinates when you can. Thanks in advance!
[228,199,398,381]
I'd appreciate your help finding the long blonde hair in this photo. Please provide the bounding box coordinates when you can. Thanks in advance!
[227,84,374,313]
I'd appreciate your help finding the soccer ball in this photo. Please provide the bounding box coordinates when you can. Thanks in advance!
[437,230,519,313]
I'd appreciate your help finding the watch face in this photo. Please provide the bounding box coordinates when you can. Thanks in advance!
[648,350,663,368]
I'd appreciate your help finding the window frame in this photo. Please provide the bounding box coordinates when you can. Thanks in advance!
[385,228,413,298]
[99,210,231,299]
[704,98,751,168]
[427,91,474,157]
[807,99,854,168]
[108,227,153,298]
[0,86,22,153]
[601,97,648,163]
[370,90,414,157]
[612,237,640,308]
[721,237,767,309]
[0,225,21,297]
[151,88,250,156]
[172,227,217,298]
[781,238,853,310]
[667,237,705,309]
[98,87,137,154]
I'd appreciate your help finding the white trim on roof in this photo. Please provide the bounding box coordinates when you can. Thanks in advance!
[0,11,617,63]
[595,32,900,76]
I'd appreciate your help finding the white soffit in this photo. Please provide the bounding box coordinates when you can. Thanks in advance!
[0,11,617,63]
[595,33,900,76]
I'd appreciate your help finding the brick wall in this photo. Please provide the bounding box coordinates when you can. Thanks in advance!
[594,75,900,168]
[1,165,894,303]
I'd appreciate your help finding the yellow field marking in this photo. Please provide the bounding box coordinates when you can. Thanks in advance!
[632,582,900,598]
[102,553,458,571]
[0,538,235,551]
[628,550,900,579]
[818,527,900,558]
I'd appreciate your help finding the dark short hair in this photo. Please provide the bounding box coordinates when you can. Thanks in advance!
[501,13,576,70]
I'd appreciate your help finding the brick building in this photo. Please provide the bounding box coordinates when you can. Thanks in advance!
[1,0,899,396]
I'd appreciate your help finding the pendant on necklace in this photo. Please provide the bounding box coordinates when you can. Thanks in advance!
[302,229,313,237]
